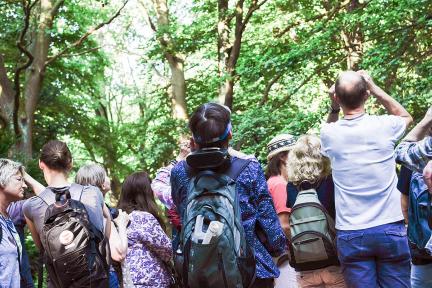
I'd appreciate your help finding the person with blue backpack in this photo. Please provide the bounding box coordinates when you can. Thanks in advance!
[170,102,287,288]
[396,106,432,287]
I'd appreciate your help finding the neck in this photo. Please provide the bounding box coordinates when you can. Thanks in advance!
[342,106,365,119]
[0,194,10,217]
[44,170,70,187]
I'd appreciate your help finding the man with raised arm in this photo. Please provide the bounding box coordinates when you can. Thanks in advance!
[320,71,413,288]
[395,106,432,287]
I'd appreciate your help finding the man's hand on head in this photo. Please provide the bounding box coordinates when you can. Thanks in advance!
[357,70,376,92]
[328,84,339,109]
[423,160,432,195]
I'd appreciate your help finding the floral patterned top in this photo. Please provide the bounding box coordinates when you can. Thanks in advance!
[126,211,173,287]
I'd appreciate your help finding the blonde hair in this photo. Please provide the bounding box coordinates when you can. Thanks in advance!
[287,135,331,186]
[75,163,107,190]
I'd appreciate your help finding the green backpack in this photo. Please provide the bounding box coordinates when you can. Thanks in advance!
[176,158,256,288]
[288,188,339,271]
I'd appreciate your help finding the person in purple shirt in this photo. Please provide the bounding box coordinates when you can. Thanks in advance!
[170,102,287,288]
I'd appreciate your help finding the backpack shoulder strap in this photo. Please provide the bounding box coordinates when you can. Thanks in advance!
[225,157,252,181]
[68,183,85,201]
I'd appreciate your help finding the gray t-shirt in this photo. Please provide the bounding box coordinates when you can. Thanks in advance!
[0,215,22,288]
[23,183,105,238]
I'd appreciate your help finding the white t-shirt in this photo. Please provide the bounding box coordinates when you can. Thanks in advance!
[320,114,406,230]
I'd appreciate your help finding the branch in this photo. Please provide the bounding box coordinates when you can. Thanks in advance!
[45,0,129,67]
[50,0,64,17]
[275,0,349,38]
[59,46,103,58]
[13,0,38,136]
[259,72,283,106]
[273,57,345,109]
[138,0,157,32]
[241,0,268,33]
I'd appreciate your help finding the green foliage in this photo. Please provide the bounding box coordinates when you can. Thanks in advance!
[1,0,431,187]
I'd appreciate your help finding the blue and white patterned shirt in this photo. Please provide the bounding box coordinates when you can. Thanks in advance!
[170,157,287,279]
[396,137,432,173]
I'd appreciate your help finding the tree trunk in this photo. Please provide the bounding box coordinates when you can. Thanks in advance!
[16,0,55,157]
[341,0,364,70]
[217,0,263,109]
[217,0,230,105]
[0,55,15,130]
[152,0,188,120]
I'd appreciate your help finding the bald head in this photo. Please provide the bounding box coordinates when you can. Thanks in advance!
[335,71,368,109]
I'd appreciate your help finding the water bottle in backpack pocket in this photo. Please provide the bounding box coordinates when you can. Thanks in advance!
[175,159,256,288]
[288,189,339,271]
[41,185,109,288]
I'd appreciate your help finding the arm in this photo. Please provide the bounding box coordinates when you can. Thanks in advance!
[423,160,432,194]
[133,212,173,262]
[109,211,129,262]
[404,106,432,142]
[103,204,111,238]
[151,164,176,209]
[23,172,45,196]
[401,194,409,224]
[358,70,412,127]
[252,164,287,256]
[25,216,42,250]
[326,84,340,123]
[395,137,432,173]
[278,213,290,238]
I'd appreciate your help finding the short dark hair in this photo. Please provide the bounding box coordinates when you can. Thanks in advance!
[118,171,166,231]
[265,151,288,179]
[335,76,368,109]
[189,103,231,148]
[40,140,72,172]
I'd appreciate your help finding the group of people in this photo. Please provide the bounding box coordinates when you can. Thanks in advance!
[0,69,432,288]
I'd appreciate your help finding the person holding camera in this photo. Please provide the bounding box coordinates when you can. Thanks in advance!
[320,71,412,287]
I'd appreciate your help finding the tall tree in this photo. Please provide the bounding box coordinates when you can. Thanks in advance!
[0,0,128,157]
[139,0,188,120]
[217,0,268,109]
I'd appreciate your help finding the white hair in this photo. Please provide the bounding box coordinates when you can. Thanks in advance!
[0,158,24,188]
[75,163,107,190]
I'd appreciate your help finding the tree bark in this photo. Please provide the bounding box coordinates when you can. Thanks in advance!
[0,55,15,130]
[341,0,364,70]
[17,0,54,156]
[217,0,267,109]
[151,0,188,120]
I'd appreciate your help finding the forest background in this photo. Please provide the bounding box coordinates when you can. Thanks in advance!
[1,0,431,208]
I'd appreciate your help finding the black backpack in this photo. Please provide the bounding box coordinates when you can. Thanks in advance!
[40,185,109,288]
[175,157,256,288]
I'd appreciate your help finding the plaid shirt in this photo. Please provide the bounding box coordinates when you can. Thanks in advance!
[395,137,432,173]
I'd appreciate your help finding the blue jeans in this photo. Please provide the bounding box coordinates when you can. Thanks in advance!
[109,269,120,288]
[412,263,432,288]
[336,221,411,288]
[17,226,35,288]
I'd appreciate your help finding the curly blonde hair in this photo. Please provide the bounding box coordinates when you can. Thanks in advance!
[286,135,331,186]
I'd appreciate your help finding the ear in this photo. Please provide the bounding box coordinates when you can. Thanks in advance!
[190,137,199,151]
[365,90,371,101]
[39,160,45,170]
[334,94,342,105]
[227,131,233,140]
